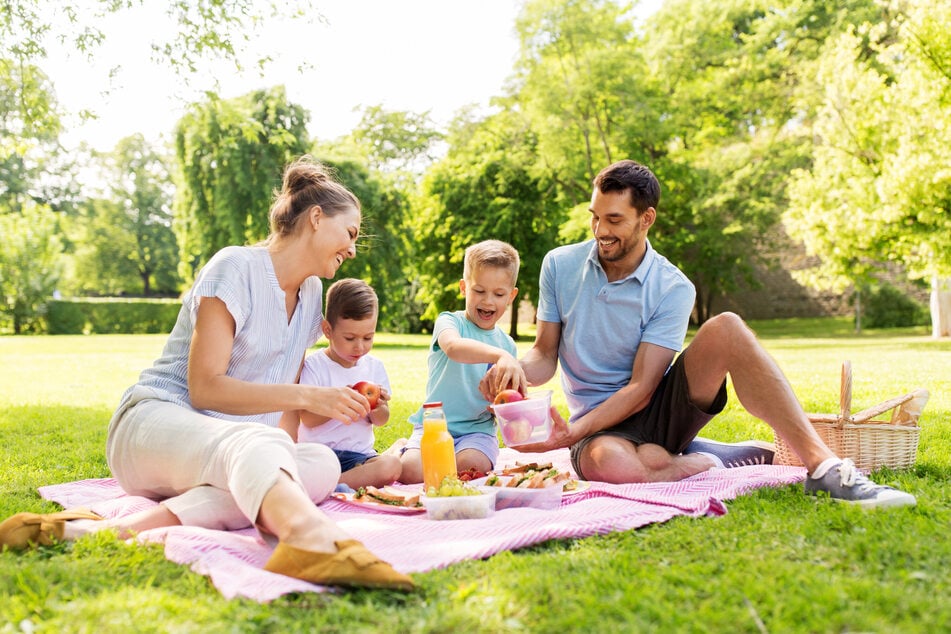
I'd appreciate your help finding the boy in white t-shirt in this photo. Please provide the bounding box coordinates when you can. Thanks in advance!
[283,278,402,490]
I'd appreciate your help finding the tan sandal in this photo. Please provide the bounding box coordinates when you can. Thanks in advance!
[264,539,414,591]
[0,508,103,551]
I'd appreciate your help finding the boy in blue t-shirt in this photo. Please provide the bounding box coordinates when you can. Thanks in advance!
[399,240,528,483]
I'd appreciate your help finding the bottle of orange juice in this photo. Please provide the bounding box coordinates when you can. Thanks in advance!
[420,402,457,492]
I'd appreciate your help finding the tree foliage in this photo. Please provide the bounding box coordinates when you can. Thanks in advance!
[512,0,647,201]
[0,203,63,333]
[638,0,881,321]
[325,157,419,333]
[70,135,179,296]
[418,108,563,338]
[347,105,444,176]
[173,86,310,282]
[785,0,951,305]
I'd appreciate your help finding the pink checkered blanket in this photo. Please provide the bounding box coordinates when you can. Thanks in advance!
[38,448,805,601]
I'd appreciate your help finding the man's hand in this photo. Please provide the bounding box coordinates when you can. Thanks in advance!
[510,406,572,453]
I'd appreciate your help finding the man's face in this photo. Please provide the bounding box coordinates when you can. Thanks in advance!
[589,188,653,266]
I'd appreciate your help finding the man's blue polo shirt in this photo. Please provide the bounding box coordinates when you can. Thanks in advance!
[536,239,695,421]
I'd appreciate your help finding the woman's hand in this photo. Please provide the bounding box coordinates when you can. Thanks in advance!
[301,385,371,424]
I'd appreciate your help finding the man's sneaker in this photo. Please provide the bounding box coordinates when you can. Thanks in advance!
[682,438,775,468]
[804,459,916,509]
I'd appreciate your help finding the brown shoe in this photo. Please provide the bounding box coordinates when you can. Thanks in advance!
[264,539,415,591]
[0,508,104,551]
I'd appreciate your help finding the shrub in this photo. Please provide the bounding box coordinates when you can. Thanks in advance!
[862,284,930,329]
[47,298,181,335]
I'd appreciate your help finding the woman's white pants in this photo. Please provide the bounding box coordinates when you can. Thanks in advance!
[106,387,340,531]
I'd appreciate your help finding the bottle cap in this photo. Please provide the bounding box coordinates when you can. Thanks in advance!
[423,401,443,408]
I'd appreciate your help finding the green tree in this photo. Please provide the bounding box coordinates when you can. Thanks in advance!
[638,0,879,321]
[1,1,318,207]
[785,0,951,332]
[71,135,179,296]
[417,108,563,339]
[173,86,310,281]
[318,106,444,333]
[69,197,141,296]
[326,157,418,333]
[0,58,63,212]
[348,105,444,176]
[0,202,63,333]
[512,0,646,201]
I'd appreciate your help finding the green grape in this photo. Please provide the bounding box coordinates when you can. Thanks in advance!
[431,474,482,497]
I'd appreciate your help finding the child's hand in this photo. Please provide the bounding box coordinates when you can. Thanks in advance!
[491,354,527,397]
[368,387,391,426]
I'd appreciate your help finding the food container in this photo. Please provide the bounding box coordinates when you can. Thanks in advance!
[484,479,563,511]
[422,490,497,520]
[491,390,553,447]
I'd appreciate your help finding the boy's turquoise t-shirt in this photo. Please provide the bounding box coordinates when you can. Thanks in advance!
[408,310,518,437]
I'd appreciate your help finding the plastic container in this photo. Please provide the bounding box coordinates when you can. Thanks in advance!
[420,402,457,491]
[422,490,497,520]
[476,476,564,510]
[491,390,553,447]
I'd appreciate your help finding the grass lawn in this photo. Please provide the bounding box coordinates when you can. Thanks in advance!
[1,317,949,633]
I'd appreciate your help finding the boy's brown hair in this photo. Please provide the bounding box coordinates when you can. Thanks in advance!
[325,278,378,325]
[462,240,520,285]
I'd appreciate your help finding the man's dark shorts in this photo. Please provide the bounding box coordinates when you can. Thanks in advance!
[569,350,728,479]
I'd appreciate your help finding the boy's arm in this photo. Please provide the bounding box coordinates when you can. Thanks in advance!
[278,409,300,441]
[300,409,333,428]
[437,328,526,393]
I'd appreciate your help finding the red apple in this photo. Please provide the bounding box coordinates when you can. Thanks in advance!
[351,381,382,410]
[503,418,532,444]
[493,389,524,405]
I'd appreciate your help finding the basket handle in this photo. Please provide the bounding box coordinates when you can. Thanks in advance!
[839,360,852,424]
[851,388,930,425]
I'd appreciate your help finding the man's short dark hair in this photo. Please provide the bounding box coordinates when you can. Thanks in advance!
[593,160,661,212]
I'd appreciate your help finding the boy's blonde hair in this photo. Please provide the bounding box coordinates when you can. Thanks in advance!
[325,278,378,325]
[463,240,520,285]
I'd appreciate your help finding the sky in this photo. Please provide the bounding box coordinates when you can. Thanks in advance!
[45,0,662,154]
[46,1,523,152]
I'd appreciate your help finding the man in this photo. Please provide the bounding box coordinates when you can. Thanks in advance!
[482,159,915,508]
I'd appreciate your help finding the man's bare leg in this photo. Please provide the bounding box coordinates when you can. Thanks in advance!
[683,312,835,472]
[578,436,714,484]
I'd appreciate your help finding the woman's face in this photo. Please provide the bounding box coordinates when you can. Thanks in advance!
[312,205,361,278]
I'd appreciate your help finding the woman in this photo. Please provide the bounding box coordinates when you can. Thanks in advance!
[0,156,413,591]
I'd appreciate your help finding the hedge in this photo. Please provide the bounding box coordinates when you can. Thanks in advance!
[47,298,181,335]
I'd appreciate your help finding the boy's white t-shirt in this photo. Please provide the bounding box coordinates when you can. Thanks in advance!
[297,350,391,454]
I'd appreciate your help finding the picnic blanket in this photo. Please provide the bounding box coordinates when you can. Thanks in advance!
[38,448,806,601]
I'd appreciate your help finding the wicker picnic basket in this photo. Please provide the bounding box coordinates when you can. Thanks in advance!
[773,361,928,470]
